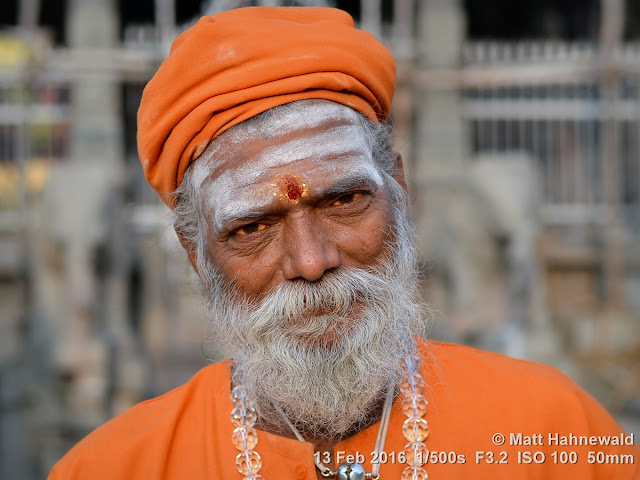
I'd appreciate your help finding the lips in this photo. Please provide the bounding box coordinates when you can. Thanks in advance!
[300,299,362,319]
[303,307,334,317]
[285,301,365,341]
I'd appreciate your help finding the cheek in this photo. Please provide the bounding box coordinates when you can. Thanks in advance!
[207,234,281,299]
[334,205,395,266]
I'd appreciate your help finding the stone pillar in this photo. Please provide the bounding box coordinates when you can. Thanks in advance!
[413,0,477,340]
[361,0,382,39]
[412,1,552,359]
[36,0,136,432]
[155,0,176,55]
[67,0,122,167]
[414,0,466,179]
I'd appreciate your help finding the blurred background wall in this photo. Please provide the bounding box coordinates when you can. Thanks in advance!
[0,0,639,478]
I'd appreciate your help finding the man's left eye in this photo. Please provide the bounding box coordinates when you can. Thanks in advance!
[331,192,363,206]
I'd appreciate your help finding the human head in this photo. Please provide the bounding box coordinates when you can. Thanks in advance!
[138,6,425,437]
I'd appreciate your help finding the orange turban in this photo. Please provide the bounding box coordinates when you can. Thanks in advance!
[137,6,396,207]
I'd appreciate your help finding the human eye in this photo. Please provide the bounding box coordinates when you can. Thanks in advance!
[331,191,365,207]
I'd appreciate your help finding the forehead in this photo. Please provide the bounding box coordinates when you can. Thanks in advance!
[200,101,366,176]
[193,102,383,230]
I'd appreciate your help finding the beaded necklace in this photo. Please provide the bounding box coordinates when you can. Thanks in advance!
[229,354,429,480]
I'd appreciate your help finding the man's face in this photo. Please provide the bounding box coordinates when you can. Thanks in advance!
[198,103,399,308]
[183,102,420,437]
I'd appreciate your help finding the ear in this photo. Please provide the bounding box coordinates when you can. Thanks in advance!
[174,225,201,277]
[390,151,408,192]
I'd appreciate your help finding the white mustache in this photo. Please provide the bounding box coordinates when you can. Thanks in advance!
[244,266,394,343]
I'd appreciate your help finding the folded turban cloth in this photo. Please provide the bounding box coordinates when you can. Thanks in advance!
[137,6,396,207]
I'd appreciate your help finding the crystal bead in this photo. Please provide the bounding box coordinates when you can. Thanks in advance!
[400,373,425,396]
[231,405,258,428]
[402,417,430,442]
[235,450,262,475]
[401,393,428,418]
[403,354,421,374]
[232,426,259,451]
[231,386,249,405]
[401,465,428,480]
[403,442,428,466]
[243,475,264,480]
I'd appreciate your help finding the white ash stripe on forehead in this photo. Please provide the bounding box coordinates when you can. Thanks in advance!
[255,124,374,171]
[211,124,379,190]
[195,101,364,174]
[245,101,362,137]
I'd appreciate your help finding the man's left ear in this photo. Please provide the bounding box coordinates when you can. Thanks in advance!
[390,151,408,192]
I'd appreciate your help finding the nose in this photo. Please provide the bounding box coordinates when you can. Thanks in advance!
[281,215,341,282]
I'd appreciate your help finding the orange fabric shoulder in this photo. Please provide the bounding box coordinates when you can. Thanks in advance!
[48,360,235,480]
[415,340,640,479]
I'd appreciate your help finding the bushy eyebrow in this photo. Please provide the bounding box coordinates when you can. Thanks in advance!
[216,209,266,234]
[319,171,382,197]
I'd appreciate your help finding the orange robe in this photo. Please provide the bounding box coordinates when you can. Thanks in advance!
[49,339,640,479]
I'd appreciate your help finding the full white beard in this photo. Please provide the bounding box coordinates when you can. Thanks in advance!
[201,199,425,438]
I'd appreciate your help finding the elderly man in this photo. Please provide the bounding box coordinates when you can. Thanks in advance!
[50,7,638,480]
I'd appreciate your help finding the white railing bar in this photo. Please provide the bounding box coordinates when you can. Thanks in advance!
[462,99,640,121]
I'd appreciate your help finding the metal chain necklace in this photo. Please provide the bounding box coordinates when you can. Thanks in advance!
[229,354,429,480]
[273,379,394,479]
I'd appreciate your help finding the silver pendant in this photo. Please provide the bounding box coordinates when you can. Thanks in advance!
[335,462,365,480]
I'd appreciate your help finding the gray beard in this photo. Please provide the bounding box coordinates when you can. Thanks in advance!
[200,201,426,438]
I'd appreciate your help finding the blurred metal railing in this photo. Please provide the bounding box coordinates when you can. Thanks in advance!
[460,41,640,229]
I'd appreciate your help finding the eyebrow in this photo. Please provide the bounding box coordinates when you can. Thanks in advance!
[215,206,269,234]
[319,171,382,197]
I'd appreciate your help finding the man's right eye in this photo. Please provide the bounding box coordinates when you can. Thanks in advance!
[234,222,267,236]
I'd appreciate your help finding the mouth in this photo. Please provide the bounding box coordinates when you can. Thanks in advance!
[303,307,334,317]
[285,301,365,346]
[299,293,362,315]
